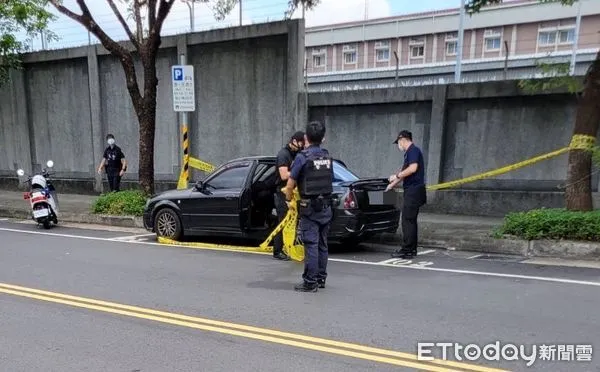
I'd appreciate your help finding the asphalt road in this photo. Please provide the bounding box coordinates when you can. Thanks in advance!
[0,218,599,372]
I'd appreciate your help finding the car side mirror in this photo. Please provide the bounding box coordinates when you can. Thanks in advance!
[194,181,204,191]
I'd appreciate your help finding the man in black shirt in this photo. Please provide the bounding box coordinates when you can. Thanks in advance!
[97,134,127,192]
[272,131,305,260]
[386,130,427,259]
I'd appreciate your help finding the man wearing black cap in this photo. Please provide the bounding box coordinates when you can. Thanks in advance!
[387,130,427,259]
[272,130,305,260]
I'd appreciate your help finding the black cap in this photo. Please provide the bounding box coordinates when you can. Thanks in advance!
[290,131,305,142]
[393,130,412,144]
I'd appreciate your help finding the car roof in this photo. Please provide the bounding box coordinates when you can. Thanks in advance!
[225,155,346,164]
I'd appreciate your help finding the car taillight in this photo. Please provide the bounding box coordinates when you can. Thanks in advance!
[343,192,357,209]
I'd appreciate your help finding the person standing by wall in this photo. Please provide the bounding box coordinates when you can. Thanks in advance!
[97,134,127,192]
[386,130,427,259]
[273,131,305,261]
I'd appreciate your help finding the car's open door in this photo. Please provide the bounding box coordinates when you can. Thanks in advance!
[239,160,276,232]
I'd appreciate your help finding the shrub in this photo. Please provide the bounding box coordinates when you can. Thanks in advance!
[497,208,600,241]
[91,190,148,217]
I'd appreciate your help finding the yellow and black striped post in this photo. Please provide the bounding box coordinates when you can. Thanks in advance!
[182,124,190,183]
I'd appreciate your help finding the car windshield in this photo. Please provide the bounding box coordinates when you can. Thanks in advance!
[333,160,359,183]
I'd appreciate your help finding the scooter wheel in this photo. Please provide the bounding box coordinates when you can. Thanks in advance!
[43,220,52,229]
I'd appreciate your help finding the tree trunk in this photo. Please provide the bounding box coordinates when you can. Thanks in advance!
[137,50,159,196]
[566,50,600,211]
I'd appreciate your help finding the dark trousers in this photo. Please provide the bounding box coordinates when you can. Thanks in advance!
[299,205,332,285]
[273,191,288,256]
[106,169,121,192]
[401,185,427,253]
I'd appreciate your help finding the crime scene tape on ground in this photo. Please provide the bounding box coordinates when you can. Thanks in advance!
[427,134,597,191]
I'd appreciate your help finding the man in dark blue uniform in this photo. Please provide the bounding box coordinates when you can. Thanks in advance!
[97,134,127,192]
[387,130,426,259]
[283,121,333,293]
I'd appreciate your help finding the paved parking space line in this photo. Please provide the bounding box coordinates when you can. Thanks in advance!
[418,249,436,255]
[2,226,600,287]
[109,234,156,241]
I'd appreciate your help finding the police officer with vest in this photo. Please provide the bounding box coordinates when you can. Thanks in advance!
[283,121,333,292]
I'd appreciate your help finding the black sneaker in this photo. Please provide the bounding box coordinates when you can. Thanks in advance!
[273,253,290,261]
[317,280,326,289]
[294,282,318,292]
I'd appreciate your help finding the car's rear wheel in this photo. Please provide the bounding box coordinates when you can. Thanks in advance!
[154,208,182,240]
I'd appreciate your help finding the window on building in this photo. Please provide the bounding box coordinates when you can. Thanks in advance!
[558,28,575,44]
[538,31,557,46]
[445,32,458,56]
[409,36,425,59]
[375,40,390,62]
[484,29,502,52]
[312,48,326,68]
[343,44,357,64]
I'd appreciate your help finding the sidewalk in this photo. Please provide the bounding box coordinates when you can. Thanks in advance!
[1,190,599,261]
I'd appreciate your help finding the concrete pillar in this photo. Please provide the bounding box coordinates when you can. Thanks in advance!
[426,84,448,190]
[286,19,305,144]
[87,45,104,193]
[11,68,34,177]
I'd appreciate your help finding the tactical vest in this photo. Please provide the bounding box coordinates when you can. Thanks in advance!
[298,149,334,198]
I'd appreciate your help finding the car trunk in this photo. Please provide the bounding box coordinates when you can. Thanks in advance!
[339,178,397,212]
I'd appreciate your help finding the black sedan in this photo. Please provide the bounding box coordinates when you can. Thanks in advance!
[143,156,400,246]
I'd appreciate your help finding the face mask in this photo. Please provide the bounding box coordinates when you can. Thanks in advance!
[107,138,115,146]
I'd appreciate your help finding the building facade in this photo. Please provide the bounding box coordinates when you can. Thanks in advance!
[304,0,600,90]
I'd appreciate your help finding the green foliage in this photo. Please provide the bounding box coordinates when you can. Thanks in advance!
[91,190,148,216]
[496,208,600,241]
[465,0,577,14]
[517,61,583,94]
[0,0,57,84]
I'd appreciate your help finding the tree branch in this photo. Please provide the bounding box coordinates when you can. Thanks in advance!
[149,0,174,47]
[106,0,140,50]
[147,0,158,30]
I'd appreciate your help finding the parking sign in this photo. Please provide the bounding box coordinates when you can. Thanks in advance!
[172,65,195,112]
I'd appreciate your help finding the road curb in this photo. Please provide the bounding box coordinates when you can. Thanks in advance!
[1,207,599,261]
[0,207,144,228]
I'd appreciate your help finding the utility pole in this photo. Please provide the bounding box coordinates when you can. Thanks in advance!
[455,0,466,83]
[570,0,582,75]
[181,0,195,32]
[239,0,242,26]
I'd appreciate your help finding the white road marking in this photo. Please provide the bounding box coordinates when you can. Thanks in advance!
[417,249,435,256]
[109,234,156,241]
[2,226,600,287]
[0,218,8,221]
[467,254,483,259]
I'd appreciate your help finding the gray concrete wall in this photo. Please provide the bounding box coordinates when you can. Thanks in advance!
[0,20,305,192]
[308,81,600,215]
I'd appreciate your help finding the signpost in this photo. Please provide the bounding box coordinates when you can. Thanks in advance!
[172,55,195,189]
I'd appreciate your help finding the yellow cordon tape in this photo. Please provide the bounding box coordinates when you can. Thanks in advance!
[166,134,596,259]
[427,134,597,191]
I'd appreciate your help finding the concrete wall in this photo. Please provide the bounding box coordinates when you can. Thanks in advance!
[308,81,600,216]
[0,20,305,193]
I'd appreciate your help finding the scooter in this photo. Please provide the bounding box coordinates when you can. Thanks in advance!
[16,160,60,229]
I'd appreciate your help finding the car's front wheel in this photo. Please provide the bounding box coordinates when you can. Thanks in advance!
[154,208,183,240]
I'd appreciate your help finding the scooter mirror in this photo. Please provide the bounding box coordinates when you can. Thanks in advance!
[17,169,25,177]
[46,160,54,168]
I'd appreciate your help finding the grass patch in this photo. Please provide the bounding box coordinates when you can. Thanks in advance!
[496,208,600,241]
[91,190,148,217]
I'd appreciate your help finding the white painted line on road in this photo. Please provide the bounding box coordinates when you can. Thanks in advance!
[109,234,156,241]
[467,254,483,259]
[418,249,435,256]
[0,218,7,221]
[2,226,600,288]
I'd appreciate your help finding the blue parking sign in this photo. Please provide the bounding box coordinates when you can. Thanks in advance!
[173,67,183,81]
